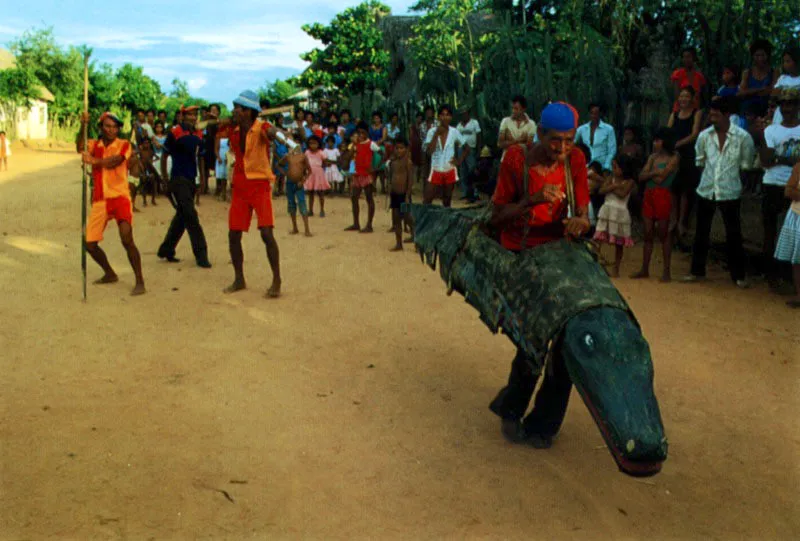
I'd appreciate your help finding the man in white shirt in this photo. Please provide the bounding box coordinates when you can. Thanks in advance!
[683,95,756,288]
[754,87,800,288]
[423,105,469,207]
[498,95,536,154]
[456,106,481,201]
[574,103,617,172]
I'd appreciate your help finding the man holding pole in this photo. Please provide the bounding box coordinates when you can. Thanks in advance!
[157,105,212,267]
[224,90,297,297]
[77,111,146,296]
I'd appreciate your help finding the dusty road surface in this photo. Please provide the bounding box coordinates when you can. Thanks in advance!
[1,146,798,540]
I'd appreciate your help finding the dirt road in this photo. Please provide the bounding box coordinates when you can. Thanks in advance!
[1,147,797,540]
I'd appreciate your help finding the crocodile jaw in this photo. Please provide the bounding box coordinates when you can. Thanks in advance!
[561,307,668,476]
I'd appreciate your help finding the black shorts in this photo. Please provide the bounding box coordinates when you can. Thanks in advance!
[390,192,407,210]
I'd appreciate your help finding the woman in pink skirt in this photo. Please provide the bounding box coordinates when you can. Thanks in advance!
[304,136,331,217]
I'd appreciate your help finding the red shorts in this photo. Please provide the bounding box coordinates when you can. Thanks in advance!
[229,182,274,231]
[352,174,373,189]
[429,169,457,186]
[643,187,672,221]
[86,197,132,243]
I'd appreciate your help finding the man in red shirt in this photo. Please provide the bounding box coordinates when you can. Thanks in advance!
[488,102,591,448]
[670,47,707,112]
[224,90,297,298]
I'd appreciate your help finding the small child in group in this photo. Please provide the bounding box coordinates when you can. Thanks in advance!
[337,139,352,195]
[345,122,381,233]
[632,128,680,282]
[774,162,800,308]
[717,65,740,98]
[472,146,496,197]
[0,131,9,171]
[303,135,331,217]
[373,143,387,194]
[323,135,343,194]
[129,138,160,210]
[273,137,288,197]
[593,155,637,277]
[279,141,312,237]
[216,129,230,202]
[388,138,415,251]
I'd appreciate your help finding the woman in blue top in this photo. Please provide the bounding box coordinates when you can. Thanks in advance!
[368,111,386,144]
[740,39,779,111]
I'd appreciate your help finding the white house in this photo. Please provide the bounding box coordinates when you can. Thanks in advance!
[0,48,55,140]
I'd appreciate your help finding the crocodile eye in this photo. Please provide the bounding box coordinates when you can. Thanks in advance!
[584,333,595,349]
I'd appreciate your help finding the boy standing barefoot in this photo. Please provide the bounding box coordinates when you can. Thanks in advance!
[388,138,414,251]
[345,122,381,233]
[281,140,313,237]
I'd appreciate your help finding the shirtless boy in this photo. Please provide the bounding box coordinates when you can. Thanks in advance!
[280,139,313,237]
[388,138,415,251]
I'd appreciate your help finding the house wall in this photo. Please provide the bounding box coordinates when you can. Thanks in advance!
[14,99,49,140]
[0,99,49,140]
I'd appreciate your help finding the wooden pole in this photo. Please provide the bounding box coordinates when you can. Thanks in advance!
[81,52,89,302]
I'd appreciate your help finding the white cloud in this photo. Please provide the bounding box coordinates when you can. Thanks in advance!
[187,77,208,91]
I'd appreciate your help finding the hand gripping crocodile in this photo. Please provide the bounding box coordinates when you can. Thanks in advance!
[406,203,668,476]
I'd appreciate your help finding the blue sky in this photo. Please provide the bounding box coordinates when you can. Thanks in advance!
[1,0,416,104]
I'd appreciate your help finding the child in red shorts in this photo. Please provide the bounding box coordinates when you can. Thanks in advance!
[633,128,680,282]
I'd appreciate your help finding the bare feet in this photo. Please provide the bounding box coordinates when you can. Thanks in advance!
[344,224,360,231]
[785,297,800,308]
[289,229,299,235]
[151,200,157,206]
[610,268,620,278]
[403,237,414,243]
[360,226,374,233]
[224,280,246,294]
[133,206,141,213]
[387,227,396,233]
[630,270,649,279]
[130,283,146,296]
[265,280,281,298]
[390,245,403,252]
[304,231,313,237]
[94,274,119,285]
[660,272,672,283]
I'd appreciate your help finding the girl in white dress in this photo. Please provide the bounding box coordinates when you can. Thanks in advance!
[323,135,343,186]
[593,155,636,277]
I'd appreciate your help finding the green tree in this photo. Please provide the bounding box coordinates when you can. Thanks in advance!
[408,0,488,102]
[259,78,301,105]
[0,66,40,108]
[9,27,83,122]
[169,78,191,100]
[116,63,162,113]
[298,0,391,95]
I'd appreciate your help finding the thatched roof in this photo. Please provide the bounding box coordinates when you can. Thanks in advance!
[0,48,55,102]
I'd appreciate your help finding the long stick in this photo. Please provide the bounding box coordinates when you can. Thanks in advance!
[81,52,89,302]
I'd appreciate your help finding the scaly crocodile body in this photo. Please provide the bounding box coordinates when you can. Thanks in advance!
[408,203,668,476]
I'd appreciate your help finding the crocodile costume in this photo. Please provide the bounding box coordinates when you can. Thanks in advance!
[407,202,668,476]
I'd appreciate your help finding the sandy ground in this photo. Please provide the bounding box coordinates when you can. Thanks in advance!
[0,146,798,540]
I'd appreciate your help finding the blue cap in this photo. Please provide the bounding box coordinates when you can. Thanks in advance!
[540,102,577,131]
[233,89,260,112]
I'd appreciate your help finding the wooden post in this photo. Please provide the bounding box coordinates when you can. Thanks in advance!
[81,52,89,302]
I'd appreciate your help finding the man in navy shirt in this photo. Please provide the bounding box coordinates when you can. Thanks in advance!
[157,105,211,267]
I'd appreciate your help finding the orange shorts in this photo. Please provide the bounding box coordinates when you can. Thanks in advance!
[86,197,132,243]
[229,182,274,231]
[429,169,457,186]
[643,187,672,221]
